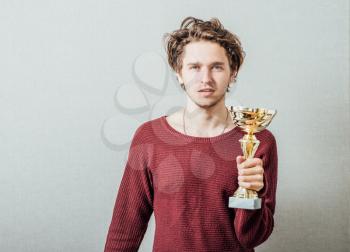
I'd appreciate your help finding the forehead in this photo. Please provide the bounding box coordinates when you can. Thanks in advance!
[182,40,229,64]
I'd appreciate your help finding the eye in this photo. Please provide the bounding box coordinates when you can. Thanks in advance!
[213,65,224,70]
[190,65,200,70]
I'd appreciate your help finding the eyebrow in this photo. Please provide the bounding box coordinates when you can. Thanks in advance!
[186,61,225,66]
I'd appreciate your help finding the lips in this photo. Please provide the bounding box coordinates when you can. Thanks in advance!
[198,88,215,97]
[198,89,215,92]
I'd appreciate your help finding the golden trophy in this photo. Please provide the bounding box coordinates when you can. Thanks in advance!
[228,106,277,210]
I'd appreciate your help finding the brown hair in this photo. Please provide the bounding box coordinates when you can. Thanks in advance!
[163,16,246,78]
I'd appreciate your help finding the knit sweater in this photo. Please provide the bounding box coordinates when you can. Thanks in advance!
[104,115,278,252]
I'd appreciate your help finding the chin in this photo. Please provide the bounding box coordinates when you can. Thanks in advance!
[194,99,221,109]
[187,91,226,109]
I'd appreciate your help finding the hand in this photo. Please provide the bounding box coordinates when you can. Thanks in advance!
[236,156,264,192]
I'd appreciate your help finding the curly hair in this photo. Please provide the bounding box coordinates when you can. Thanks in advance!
[163,16,246,78]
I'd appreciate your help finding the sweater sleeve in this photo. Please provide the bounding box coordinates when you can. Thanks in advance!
[234,131,278,249]
[104,126,154,252]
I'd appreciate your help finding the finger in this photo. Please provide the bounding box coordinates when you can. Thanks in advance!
[238,174,264,183]
[238,181,264,191]
[241,158,263,168]
[238,181,250,188]
[238,166,264,176]
[236,156,246,169]
[236,155,245,165]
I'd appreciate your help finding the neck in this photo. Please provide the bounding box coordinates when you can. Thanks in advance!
[183,99,230,136]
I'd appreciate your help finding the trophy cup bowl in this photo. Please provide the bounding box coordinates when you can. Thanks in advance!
[228,106,277,210]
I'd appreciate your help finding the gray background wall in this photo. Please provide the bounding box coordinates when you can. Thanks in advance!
[1,0,349,251]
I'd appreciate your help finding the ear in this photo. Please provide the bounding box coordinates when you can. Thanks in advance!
[176,72,184,84]
[230,71,237,83]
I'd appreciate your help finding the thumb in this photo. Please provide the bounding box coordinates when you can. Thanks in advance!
[236,155,245,165]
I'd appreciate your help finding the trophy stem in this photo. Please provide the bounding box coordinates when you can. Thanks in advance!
[240,134,260,160]
[229,133,261,209]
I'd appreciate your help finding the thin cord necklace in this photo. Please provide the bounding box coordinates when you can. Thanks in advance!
[183,107,229,136]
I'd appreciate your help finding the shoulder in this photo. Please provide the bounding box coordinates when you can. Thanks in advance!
[254,129,278,159]
[256,128,277,146]
[131,115,167,142]
[254,129,278,164]
[127,118,162,164]
[133,118,159,137]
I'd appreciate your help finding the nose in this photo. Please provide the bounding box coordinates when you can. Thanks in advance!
[200,67,212,84]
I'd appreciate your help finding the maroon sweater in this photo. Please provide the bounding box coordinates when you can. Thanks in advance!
[104,115,278,252]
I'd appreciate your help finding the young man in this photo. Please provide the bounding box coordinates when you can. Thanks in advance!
[104,17,278,252]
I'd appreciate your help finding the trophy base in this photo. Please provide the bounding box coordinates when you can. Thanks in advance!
[228,196,261,209]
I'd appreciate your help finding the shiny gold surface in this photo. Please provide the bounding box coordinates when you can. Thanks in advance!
[229,106,276,134]
[228,106,277,202]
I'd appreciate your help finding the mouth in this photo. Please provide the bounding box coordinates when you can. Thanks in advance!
[198,88,215,96]
[198,88,215,92]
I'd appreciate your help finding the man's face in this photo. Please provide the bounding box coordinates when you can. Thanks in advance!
[176,40,235,109]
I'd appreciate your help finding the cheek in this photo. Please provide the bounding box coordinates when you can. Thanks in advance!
[213,72,230,81]
[183,73,202,87]
[220,76,232,87]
